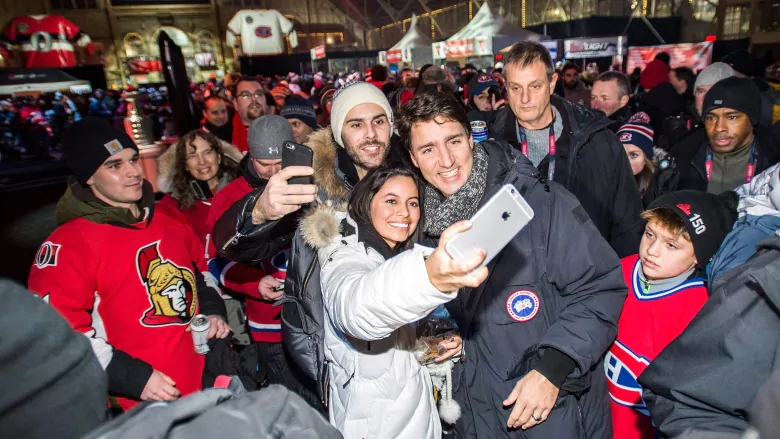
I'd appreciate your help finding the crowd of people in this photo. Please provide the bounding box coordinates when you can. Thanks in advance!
[5,40,780,439]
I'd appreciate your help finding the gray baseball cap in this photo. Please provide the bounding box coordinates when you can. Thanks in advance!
[247,115,295,160]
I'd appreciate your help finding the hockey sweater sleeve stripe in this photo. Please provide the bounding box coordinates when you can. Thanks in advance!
[209,256,265,299]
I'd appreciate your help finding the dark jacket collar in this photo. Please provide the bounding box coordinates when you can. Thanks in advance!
[607,105,633,132]
[239,155,268,189]
[340,217,400,260]
[55,177,155,227]
[335,147,360,190]
[693,124,780,175]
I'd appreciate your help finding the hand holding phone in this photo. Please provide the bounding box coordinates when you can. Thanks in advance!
[425,220,489,293]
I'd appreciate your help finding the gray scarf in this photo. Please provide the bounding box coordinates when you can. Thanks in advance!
[424,144,489,237]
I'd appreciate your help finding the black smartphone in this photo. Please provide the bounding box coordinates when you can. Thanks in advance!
[282,141,314,185]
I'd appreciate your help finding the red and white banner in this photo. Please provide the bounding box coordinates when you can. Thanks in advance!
[386,49,402,64]
[310,45,326,60]
[446,38,475,58]
[627,42,712,73]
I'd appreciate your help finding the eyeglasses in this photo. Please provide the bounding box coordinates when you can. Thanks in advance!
[237,91,264,101]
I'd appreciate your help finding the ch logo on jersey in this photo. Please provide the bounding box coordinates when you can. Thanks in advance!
[619,133,632,142]
[255,26,273,38]
[605,340,651,415]
[35,241,61,269]
[136,241,198,327]
[506,290,540,322]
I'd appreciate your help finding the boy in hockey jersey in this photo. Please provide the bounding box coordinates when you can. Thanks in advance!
[28,118,229,411]
[605,190,736,439]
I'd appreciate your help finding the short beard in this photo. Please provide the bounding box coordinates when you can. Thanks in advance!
[246,104,264,121]
[345,139,389,173]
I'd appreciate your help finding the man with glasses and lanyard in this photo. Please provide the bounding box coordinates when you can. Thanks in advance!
[680,77,780,193]
[231,76,268,153]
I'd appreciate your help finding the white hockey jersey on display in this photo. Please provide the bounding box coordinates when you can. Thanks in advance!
[226,10,298,56]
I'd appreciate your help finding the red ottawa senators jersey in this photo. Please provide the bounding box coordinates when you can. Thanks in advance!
[28,203,209,411]
[2,15,91,68]
[605,254,708,439]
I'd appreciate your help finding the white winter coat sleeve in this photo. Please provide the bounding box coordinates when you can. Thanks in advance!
[318,236,455,341]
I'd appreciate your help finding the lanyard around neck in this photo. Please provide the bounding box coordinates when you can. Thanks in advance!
[516,114,557,182]
[705,143,757,184]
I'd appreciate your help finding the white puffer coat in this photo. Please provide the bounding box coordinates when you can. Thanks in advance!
[302,204,454,439]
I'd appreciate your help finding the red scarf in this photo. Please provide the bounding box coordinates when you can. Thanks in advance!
[231,113,249,154]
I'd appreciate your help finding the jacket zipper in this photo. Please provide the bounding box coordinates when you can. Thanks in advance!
[221,231,242,254]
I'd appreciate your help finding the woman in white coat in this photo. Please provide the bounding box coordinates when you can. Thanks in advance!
[300,165,488,439]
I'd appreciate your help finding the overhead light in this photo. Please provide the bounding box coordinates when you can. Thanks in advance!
[553,8,560,15]
[326,36,334,44]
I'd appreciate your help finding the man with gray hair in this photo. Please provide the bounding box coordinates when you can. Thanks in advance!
[591,71,634,132]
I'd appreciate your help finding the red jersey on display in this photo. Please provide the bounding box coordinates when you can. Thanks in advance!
[2,15,90,68]
[28,203,208,410]
[205,175,283,342]
[605,255,708,439]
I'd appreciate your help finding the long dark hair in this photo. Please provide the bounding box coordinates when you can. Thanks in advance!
[172,130,239,209]
[348,165,426,252]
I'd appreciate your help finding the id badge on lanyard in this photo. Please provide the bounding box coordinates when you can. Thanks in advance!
[705,144,757,184]
[517,121,557,182]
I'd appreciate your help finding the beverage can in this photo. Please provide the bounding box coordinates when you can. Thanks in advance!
[470,120,488,143]
[190,314,210,355]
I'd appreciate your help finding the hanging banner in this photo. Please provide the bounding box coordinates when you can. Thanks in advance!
[402,48,412,63]
[432,41,447,59]
[310,45,326,60]
[564,37,622,59]
[446,38,474,58]
[386,49,403,64]
[475,36,493,56]
[627,42,713,73]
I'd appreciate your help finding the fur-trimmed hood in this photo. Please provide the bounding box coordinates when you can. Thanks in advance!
[306,127,350,202]
[299,201,348,250]
[156,139,243,194]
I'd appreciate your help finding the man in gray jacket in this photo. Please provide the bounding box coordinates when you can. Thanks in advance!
[397,90,627,438]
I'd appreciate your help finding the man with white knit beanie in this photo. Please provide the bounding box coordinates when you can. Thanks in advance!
[329,81,394,178]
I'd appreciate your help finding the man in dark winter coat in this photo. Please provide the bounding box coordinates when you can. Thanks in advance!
[398,90,627,438]
[638,234,780,438]
[591,71,633,133]
[475,41,643,258]
[637,59,692,149]
[679,77,780,193]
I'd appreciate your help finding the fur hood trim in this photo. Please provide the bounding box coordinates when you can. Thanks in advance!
[307,127,350,202]
[300,201,348,250]
[156,140,243,194]
[652,146,669,163]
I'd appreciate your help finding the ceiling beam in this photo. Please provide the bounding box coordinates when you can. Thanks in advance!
[416,0,444,36]
[374,0,405,30]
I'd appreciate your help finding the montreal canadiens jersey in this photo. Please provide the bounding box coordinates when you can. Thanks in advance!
[2,15,90,68]
[226,9,297,56]
[605,254,708,439]
[28,202,209,411]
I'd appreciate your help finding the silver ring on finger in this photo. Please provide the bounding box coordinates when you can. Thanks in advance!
[531,414,541,422]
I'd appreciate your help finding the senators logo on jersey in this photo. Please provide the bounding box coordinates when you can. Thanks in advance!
[136,241,198,327]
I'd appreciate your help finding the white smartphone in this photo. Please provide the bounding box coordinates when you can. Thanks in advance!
[445,184,534,269]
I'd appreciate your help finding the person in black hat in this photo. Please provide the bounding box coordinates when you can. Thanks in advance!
[466,72,505,112]
[280,96,317,144]
[27,117,229,412]
[679,76,780,194]
[722,50,778,128]
[604,189,736,439]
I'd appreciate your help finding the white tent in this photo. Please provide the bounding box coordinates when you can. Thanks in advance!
[391,14,432,50]
[438,2,541,60]
[386,14,434,67]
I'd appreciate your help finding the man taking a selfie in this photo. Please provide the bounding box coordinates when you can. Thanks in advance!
[397,90,627,438]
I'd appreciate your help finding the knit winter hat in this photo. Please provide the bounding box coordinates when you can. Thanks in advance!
[61,117,139,185]
[647,190,737,270]
[721,50,755,77]
[640,59,670,91]
[467,73,498,97]
[247,115,295,160]
[330,81,393,148]
[281,96,317,130]
[693,62,735,90]
[617,112,655,159]
[702,76,762,125]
